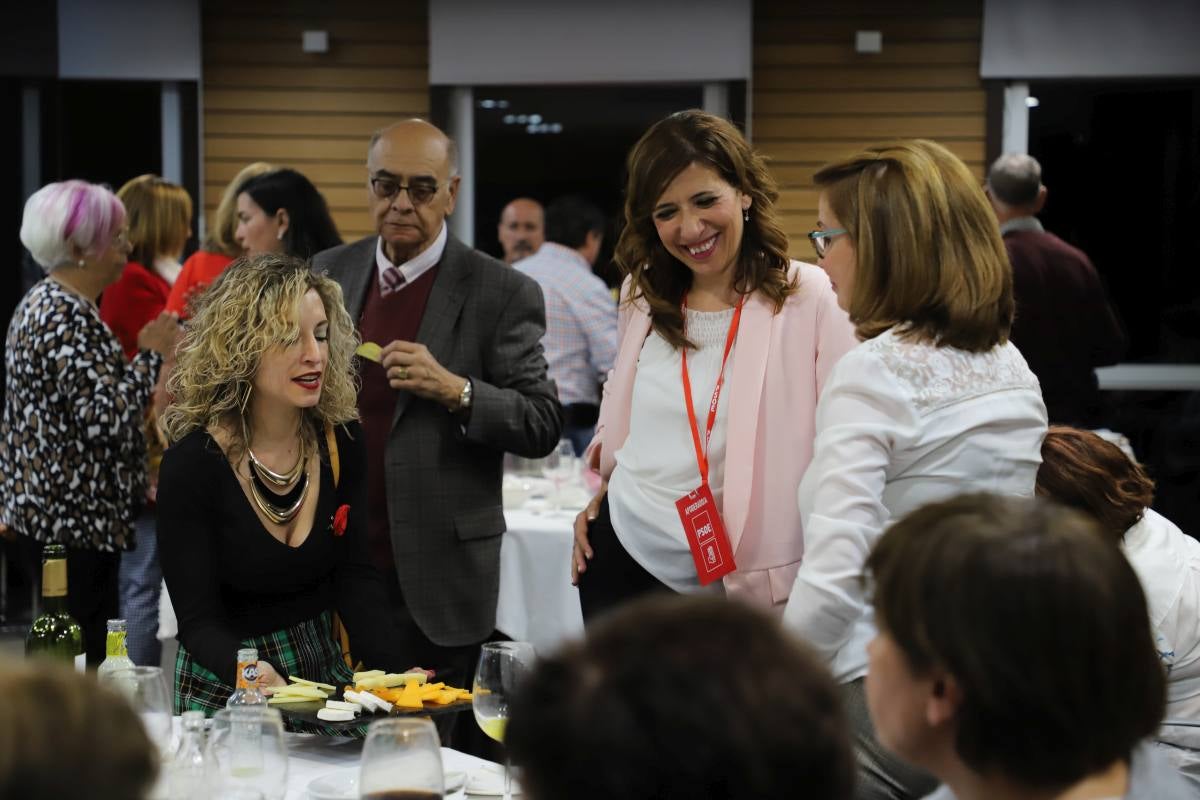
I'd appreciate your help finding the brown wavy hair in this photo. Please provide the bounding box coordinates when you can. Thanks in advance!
[615,110,795,350]
[813,139,1013,352]
[161,253,360,457]
[1035,426,1154,541]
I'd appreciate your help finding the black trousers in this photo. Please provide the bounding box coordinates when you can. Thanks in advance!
[576,495,673,625]
[14,534,119,666]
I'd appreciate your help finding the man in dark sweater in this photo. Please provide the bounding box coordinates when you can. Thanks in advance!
[986,153,1126,426]
[313,120,562,695]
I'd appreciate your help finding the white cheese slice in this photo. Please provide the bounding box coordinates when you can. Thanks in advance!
[324,700,362,713]
[316,708,356,722]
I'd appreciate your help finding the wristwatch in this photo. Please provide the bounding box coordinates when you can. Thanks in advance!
[456,378,473,412]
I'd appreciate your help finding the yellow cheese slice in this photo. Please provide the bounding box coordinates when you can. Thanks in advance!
[355,342,383,363]
[288,675,336,691]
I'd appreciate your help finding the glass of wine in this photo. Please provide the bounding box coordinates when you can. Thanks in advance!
[543,439,578,512]
[473,642,536,799]
[206,706,289,800]
[358,717,444,799]
[99,665,174,759]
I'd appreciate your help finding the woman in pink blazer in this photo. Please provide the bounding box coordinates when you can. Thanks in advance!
[572,111,857,619]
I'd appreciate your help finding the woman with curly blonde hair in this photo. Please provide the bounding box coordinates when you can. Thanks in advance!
[572,110,857,619]
[157,254,411,719]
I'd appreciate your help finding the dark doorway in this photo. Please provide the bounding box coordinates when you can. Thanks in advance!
[461,84,716,286]
[1027,80,1200,537]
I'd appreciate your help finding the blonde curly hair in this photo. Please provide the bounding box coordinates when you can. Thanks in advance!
[162,253,360,453]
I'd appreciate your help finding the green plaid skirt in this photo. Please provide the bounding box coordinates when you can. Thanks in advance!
[174,612,357,735]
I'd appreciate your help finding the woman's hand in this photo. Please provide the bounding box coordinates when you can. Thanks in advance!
[255,661,287,688]
[571,481,607,585]
[137,311,181,357]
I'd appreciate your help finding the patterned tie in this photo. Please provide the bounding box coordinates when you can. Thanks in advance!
[380,265,407,296]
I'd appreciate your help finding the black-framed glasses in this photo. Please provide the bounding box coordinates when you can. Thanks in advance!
[370,176,439,206]
[807,228,847,259]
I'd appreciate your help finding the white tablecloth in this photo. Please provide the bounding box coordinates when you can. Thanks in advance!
[285,735,491,799]
[496,509,585,655]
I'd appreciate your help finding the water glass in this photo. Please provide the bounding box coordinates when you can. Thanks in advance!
[206,707,288,800]
[358,717,445,799]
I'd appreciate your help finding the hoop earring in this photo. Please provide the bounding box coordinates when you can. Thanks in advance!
[238,382,253,416]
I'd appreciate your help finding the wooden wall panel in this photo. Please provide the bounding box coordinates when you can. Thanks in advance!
[752,1,987,259]
[202,0,429,243]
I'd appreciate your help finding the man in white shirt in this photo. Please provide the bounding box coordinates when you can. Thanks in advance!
[516,195,617,455]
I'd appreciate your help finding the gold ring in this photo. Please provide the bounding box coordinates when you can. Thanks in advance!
[396,366,409,380]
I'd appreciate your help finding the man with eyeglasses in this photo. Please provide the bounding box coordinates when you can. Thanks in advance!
[984,153,1126,427]
[313,120,563,718]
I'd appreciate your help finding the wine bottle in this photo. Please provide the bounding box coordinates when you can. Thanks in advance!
[25,544,85,672]
[96,618,136,680]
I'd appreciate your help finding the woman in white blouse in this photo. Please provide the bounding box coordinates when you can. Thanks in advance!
[1037,426,1200,791]
[783,139,1048,800]
[571,111,857,619]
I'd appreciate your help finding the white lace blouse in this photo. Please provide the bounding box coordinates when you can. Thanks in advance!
[783,327,1048,682]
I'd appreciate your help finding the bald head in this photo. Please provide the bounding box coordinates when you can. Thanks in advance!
[369,119,458,177]
[367,118,461,264]
[498,197,544,264]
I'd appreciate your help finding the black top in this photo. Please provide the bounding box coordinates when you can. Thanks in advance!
[157,419,405,682]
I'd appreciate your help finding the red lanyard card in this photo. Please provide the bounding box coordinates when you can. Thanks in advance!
[675,484,736,585]
[674,295,744,586]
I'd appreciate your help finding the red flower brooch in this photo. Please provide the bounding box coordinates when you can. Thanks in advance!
[332,504,350,537]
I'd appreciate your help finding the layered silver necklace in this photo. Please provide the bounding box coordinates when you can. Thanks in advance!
[243,420,309,525]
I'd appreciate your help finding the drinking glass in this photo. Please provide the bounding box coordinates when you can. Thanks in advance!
[543,439,578,511]
[100,665,174,758]
[206,707,288,800]
[473,642,536,799]
[358,717,444,799]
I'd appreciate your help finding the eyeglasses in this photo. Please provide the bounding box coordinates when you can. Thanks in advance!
[807,228,847,259]
[370,176,439,206]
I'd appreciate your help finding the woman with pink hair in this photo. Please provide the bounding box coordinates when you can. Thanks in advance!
[2,180,179,665]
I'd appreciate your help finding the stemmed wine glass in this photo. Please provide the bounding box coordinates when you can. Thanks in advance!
[543,439,578,512]
[100,665,174,759]
[473,642,536,799]
[358,717,445,799]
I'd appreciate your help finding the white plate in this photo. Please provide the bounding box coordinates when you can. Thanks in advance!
[307,768,465,799]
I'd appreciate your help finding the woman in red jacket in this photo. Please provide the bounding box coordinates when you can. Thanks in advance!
[164,161,274,319]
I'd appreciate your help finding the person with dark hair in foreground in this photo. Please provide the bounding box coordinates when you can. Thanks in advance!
[0,661,158,799]
[507,594,856,800]
[1037,426,1200,788]
[865,494,1191,800]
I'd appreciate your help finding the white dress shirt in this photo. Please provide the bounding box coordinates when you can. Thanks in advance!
[608,307,736,593]
[374,222,447,289]
[784,327,1047,682]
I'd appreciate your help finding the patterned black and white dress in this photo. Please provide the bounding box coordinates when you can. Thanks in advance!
[1,278,161,550]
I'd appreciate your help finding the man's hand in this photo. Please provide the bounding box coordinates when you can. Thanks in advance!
[381,340,468,410]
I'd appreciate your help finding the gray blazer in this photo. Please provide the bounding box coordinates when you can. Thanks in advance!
[313,234,563,646]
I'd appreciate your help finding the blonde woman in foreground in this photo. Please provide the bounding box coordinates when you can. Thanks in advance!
[157,254,410,721]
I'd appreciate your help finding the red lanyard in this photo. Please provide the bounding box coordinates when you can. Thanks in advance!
[680,295,745,485]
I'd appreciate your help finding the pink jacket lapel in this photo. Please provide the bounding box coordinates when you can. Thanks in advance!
[723,291,773,554]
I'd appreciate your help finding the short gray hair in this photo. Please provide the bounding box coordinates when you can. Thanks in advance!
[987,153,1042,207]
[20,180,126,272]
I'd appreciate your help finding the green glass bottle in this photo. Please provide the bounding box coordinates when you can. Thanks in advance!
[25,544,85,672]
